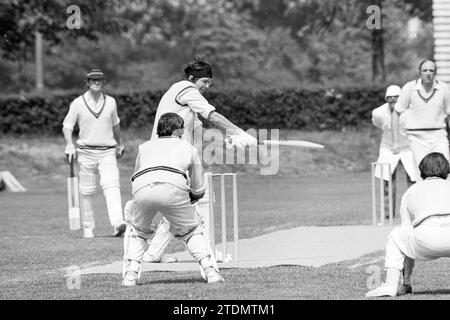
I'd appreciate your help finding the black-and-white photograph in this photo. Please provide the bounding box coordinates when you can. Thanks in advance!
[1,0,450,306]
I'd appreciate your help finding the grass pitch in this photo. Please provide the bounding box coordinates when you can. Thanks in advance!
[1,130,449,300]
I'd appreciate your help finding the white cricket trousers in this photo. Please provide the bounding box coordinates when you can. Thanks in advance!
[77,148,124,230]
[145,173,212,260]
[123,183,213,276]
[407,130,450,180]
[385,215,450,270]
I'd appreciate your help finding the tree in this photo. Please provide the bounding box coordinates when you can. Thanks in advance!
[0,0,124,62]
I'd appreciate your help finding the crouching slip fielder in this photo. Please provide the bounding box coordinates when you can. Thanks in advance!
[122,113,224,286]
[366,152,450,298]
[392,60,450,180]
[372,85,416,218]
[63,69,126,238]
[141,58,256,263]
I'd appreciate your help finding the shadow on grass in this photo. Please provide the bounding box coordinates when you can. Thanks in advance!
[138,278,206,286]
[413,288,450,295]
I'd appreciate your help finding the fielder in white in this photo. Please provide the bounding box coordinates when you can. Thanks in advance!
[366,152,450,298]
[122,113,224,286]
[372,85,416,217]
[392,60,450,180]
[63,69,126,238]
[140,58,256,263]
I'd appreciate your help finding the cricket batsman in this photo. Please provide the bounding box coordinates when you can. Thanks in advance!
[372,85,416,218]
[122,113,224,286]
[63,69,126,238]
[140,57,256,263]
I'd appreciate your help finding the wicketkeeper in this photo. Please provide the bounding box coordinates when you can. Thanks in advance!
[122,113,224,286]
[372,85,416,218]
[141,58,256,263]
[62,69,126,238]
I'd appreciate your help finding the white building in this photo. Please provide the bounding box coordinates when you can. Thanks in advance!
[434,0,450,82]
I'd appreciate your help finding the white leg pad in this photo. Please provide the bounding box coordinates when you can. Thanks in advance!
[122,225,148,280]
[80,194,95,230]
[144,217,173,261]
[103,186,124,227]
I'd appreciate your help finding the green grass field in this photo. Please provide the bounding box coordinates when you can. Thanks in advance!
[1,130,450,300]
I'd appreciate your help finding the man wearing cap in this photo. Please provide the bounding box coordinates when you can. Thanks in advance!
[125,58,256,264]
[63,69,126,238]
[392,60,450,179]
[372,85,416,218]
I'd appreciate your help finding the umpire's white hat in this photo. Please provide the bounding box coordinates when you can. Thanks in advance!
[385,85,401,98]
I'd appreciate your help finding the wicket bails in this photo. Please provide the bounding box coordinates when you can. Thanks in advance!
[371,162,393,226]
[207,173,239,262]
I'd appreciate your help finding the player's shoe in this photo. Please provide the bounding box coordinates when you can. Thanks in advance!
[142,253,178,263]
[204,267,225,284]
[122,271,138,287]
[365,283,397,298]
[83,227,94,238]
[397,284,412,296]
[113,223,127,237]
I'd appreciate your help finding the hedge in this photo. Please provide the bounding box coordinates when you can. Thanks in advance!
[0,86,385,135]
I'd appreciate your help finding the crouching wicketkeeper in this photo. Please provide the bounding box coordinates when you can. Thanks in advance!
[121,113,224,286]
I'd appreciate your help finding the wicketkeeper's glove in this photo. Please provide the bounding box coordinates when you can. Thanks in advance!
[64,144,76,162]
[189,191,205,204]
[116,144,125,159]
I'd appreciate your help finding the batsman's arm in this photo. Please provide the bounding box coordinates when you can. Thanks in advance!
[62,126,74,146]
[62,125,77,162]
[207,111,243,136]
[177,85,244,135]
[113,124,125,158]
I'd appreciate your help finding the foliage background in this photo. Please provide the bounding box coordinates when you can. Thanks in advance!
[0,0,433,95]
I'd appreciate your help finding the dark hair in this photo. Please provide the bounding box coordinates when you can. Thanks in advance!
[156,113,184,137]
[418,59,437,73]
[183,57,213,81]
[419,152,450,180]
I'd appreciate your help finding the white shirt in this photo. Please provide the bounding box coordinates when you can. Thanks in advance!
[395,79,450,130]
[400,177,450,227]
[151,80,215,146]
[131,137,205,195]
[63,91,120,147]
[372,103,409,149]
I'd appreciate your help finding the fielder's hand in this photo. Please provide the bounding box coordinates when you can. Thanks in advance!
[116,144,125,159]
[64,144,76,163]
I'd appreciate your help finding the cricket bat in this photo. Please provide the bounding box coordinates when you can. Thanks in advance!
[67,159,81,230]
[261,139,325,149]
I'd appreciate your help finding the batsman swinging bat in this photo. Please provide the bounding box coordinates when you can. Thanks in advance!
[67,159,81,230]
[262,139,325,149]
